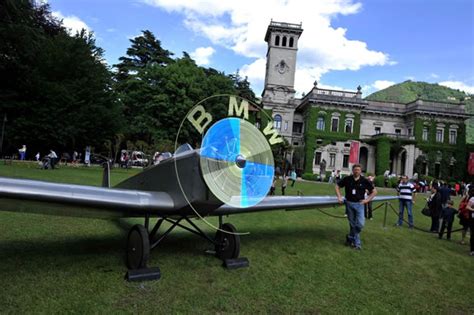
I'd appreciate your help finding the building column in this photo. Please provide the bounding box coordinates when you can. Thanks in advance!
[403,144,415,178]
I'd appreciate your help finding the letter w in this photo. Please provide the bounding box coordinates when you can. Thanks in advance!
[263,122,283,145]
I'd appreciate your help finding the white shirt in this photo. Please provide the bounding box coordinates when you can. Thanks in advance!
[397,182,416,200]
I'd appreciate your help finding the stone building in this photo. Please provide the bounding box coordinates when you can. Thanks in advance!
[261,21,470,179]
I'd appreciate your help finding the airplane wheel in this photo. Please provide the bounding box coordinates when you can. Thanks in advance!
[126,224,150,270]
[215,223,240,260]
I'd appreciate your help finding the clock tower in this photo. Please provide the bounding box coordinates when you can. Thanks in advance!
[262,21,303,103]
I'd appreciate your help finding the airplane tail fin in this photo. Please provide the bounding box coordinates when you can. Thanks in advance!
[102,161,111,188]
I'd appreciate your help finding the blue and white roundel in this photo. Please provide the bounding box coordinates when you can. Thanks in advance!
[200,117,274,208]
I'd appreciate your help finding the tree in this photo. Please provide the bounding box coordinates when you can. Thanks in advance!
[0,0,123,156]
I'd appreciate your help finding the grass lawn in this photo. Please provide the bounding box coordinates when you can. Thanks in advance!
[0,162,472,313]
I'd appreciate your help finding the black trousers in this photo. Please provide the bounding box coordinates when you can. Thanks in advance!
[469,218,474,252]
[430,215,439,232]
[439,216,454,239]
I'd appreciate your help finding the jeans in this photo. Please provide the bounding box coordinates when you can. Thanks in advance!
[398,199,413,227]
[346,201,365,248]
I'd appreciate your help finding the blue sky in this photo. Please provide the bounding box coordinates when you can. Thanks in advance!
[47,0,474,96]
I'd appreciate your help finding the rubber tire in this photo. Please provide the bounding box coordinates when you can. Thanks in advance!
[215,223,240,260]
[126,224,150,270]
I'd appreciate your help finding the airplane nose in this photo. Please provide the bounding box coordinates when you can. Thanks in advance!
[235,154,246,168]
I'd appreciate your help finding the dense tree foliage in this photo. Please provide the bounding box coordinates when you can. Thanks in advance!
[114,32,255,151]
[0,0,123,157]
[0,1,258,159]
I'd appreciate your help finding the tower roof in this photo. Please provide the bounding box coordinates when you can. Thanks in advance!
[264,21,303,42]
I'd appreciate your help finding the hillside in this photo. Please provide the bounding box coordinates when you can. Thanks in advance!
[366,81,474,143]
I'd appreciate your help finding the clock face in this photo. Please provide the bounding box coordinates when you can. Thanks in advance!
[275,60,289,74]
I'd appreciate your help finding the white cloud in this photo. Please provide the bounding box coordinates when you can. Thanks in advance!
[372,80,395,90]
[439,81,474,94]
[361,80,395,96]
[52,11,90,34]
[190,46,216,65]
[142,0,392,94]
[430,73,439,79]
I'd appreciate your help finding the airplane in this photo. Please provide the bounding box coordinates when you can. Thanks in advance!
[0,97,397,281]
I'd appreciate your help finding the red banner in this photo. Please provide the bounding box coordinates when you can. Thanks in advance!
[468,153,474,175]
[349,141,360,164]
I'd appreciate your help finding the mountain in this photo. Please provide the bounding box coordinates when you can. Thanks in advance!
[365,80,474,143]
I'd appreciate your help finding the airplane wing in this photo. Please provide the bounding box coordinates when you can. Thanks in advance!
[212,195,398,216]
[0,177,174,219]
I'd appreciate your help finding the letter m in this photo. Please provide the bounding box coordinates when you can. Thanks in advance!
[263,122,284,145]
[228,96,249,120]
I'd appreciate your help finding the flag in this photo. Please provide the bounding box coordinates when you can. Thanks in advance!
[349,141,360,164]
[468,153,474,175]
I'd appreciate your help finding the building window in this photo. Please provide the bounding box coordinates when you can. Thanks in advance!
[316,117,325,130]
[331,117,339,132]
[375,127,381,134]
[395,129,401,136]
[314,152,322,165]
[274,35,280,46]
[293,122,303,133]
[449,129,457,144]
[422,127,429,141]
[273,114,282,130]
[436,128,444,142]
[343,155,349,168]
[289,37,294,47]
[329,153,336,167]
[284,121,288,131]
[408,128,412,136]
[345,119,353,133]
[282,36,287,47]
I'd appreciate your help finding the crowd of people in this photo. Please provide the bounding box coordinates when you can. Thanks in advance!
[270,165,473,257]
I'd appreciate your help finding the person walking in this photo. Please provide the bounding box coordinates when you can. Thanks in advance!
[290,169,297,187]
[335,164,377,250]
[18,145,26,160]
[48,150,58,169]
[396,175,417,228]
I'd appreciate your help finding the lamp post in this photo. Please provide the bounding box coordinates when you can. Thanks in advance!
[0,113,7,158]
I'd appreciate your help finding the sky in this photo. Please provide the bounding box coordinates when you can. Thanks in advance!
[46,0,474,97]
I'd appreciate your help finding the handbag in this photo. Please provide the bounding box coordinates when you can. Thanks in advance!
[421,203,432,217]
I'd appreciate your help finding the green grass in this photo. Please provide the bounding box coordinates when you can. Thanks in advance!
[0,163,472,313]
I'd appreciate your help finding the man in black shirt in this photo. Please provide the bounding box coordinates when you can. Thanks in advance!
[335,164,377,249]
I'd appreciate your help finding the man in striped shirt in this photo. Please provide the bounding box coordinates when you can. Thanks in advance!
[396,175,417,228]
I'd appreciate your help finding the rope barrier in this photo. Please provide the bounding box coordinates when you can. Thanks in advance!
[295,190,466,234]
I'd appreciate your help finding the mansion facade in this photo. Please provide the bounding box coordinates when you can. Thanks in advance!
[261,21,470,180]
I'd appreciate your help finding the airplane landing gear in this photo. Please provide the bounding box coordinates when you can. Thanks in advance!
[125,224,160,282]
[126,224,150,270]
[215,223,240,260]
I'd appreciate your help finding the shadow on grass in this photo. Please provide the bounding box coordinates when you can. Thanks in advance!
[0,223,343,272]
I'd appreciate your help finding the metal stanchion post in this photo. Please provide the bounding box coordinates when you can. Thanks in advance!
[383,202,388,229]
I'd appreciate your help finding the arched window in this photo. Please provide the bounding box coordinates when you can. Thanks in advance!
[275,35,280,46]
[282,36,287,47]
[316,116,325,130]
[289,37,294,47]
[345,119,353,133]
[273,114,282,130]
